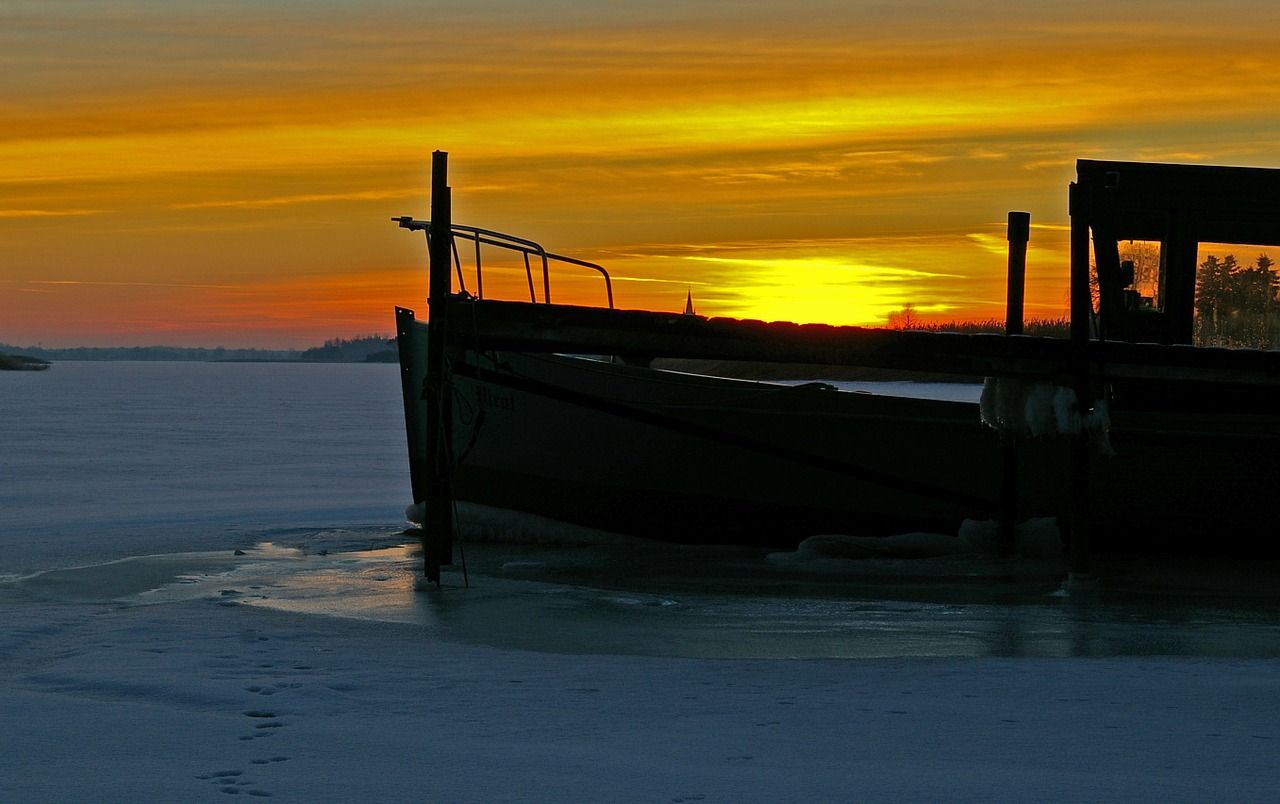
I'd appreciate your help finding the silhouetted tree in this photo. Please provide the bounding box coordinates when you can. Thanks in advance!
[1195,253,1278,348]
[887,303,920,330]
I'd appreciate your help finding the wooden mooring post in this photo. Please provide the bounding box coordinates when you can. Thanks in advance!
[1004,212,1030,338]
[422,150,456,583]
[997,211,1030,554]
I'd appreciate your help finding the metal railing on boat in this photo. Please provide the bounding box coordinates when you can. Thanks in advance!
[394,217,614,309]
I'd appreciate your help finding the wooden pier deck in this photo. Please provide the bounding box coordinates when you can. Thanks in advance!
[431,296,1280,389]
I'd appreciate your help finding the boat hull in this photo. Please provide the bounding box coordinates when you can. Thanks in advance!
[400,308,1058,548]
[444,363,1009,546]
[398,306,1280,556]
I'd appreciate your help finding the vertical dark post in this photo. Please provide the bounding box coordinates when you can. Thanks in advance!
[1067,183,1093,579]
[1005,211,1030,336]
[998,212,1031,553]
[422,150,455,582]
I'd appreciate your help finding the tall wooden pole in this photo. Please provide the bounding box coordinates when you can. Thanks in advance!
[1067,183,1093,579]
[1005,211,1030,336]
[998,212,1031,553]
[422,150,455,582]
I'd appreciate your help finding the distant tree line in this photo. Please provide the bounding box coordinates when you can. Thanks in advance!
[886,303,1070,338]
[297,336,397,363]
[0,335,398,363]
[0,344,300,362]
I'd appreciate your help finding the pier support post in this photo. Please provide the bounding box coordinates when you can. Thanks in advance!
[1066,186,1094,580]
[1068,432,1092,578]
[998,212,1031,553]
[422,150,455,583]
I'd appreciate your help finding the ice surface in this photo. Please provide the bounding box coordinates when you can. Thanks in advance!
[3,363,1280,801]
[805,379,985,403]
[1,362,408,573]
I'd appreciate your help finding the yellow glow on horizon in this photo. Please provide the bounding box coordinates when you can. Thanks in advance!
[572,226,1074,326]
[677,255,955,326]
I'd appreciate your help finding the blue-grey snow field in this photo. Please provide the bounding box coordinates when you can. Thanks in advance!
[3,362,1279,802]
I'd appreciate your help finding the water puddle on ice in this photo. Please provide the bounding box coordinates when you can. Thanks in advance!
[14,531,1280,660]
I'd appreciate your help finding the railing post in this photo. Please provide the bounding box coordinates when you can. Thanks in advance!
[422,150,455,583]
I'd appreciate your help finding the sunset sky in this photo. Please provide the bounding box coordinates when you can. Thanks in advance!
[5,0,1280,348]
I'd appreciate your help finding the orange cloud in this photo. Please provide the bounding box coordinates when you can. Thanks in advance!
[4,4,1280,346]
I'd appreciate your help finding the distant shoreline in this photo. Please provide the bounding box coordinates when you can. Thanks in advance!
[0,335,397,364]
[0,353,52,371]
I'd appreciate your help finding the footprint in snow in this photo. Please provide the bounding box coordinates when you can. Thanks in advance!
[240,709,283,739]
[196,769,271,796]
[251,756,290,766]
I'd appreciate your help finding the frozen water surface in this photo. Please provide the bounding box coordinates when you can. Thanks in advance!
[17,523,1280,660]
[6,363,1279,661]
[5,363,1280,801]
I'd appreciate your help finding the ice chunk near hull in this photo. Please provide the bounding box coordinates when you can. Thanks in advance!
[772,517,1062,565]
[980,377,1113,455]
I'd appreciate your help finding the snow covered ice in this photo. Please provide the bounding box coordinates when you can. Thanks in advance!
[3,363,1280,802]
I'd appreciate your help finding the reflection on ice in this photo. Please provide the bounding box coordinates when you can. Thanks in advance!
[14,523,1280,661]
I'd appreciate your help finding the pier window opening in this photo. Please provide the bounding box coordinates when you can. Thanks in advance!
[1118,239,1165,312]
[1087,236,1168,343]
[1193,243,1279,349]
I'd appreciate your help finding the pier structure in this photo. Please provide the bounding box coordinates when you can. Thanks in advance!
[400,153,1280,584]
